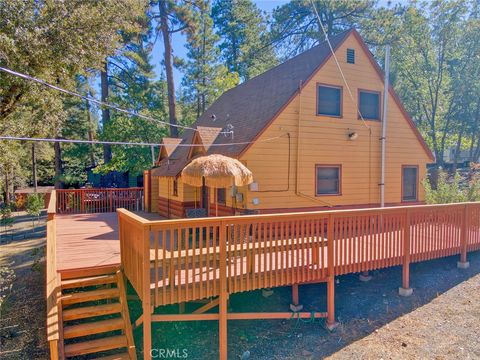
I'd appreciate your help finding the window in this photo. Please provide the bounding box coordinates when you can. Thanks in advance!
[172,178,178,197]
[217,188,226,204]
[317,85,342,117]
[402,166,418,201]
[316,165,341,195]
[347,48,355,64]
[359,90,380,120]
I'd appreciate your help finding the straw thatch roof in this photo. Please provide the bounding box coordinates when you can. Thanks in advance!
[181,154,253,188]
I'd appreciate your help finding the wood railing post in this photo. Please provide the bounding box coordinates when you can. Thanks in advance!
[142,224,152,360]
[326,214,338,330]
[399,209,412,296]
[219,220,228,360]
[80,190,85,213]
[458,204,470,269]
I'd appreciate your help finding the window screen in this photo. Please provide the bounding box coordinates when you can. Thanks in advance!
[316,166,341,195]
[317,85,342,117]
[359,91,380,120]
[402,167,418,201]
[217,188,226,204]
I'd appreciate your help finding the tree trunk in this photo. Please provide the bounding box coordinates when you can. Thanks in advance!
[86,97,96,167]
[452,126,465,173]
[4,172,10,205]
[159,0,179,138]
[54,141,63,189]
[101,62,112,163]
[32,142,38,192]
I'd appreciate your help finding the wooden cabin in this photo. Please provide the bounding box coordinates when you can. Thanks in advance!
[147,29,435,219]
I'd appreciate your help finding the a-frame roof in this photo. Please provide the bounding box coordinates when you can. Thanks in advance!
[152,29,433,177]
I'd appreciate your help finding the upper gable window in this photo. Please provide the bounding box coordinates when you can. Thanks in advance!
[347,48,355,64]
[359,90,381,121]
[317,84,342,117]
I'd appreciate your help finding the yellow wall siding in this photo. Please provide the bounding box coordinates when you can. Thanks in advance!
[240,34,430,210]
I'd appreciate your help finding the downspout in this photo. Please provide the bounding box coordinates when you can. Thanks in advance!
[380,45,390,207]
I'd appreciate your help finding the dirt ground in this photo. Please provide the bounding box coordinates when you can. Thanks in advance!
[1,211,479,360]
[0,212,49,360]
[327,272,480,360]
[130,251,480,360]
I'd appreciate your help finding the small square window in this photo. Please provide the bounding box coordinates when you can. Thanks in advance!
[317,85,342,117]
[359,90,380,120]
[316,166,341,195]
[347,48,355,64]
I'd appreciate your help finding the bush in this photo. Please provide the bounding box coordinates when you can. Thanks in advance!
[26,193,44,231]
[424,165,480,204]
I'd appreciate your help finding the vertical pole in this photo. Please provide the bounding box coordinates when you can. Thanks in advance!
[326,214,337,329]
[291,284,299,306]
[399,209,412,296]
[143,225,152,359]
[110,190,113,213]
[458,204,470,268]
[219,220,228,360]
[380,45,390,207]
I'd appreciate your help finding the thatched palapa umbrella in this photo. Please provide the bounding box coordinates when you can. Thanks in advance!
[181,154,254,216]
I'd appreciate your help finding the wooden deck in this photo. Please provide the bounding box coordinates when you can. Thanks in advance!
[56,212,164,276]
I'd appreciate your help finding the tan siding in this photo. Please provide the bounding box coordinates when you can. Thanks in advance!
[240,34,431,211]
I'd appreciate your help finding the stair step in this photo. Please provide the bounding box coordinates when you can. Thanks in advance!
[63,303,122,321]
[64,335,127,357]
[61,288,119,306]
[64,317,124,339]
[91,352,131,360]
[61,274,118,290]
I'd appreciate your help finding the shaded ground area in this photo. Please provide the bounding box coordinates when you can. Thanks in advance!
[0,212,48,359]
[328,272,480,360]
[128,250,480,359]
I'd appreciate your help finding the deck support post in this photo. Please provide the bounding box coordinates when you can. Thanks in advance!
[290,284,303,312]
[399,209,413,297]
[219,220,228,360]
[359,271,372,282]
[142,225,152,359]
[458,204,470,269]
[326,214,338,330]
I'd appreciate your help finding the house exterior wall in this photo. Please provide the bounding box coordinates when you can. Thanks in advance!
[239,33,431,212]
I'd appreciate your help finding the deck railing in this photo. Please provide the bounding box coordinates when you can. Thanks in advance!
[56,187,144,214]
[46,190,64,359]
[118,202,480,360]
[118,202,480,308]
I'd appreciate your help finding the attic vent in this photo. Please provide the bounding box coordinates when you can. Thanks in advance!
[346,48,355,64]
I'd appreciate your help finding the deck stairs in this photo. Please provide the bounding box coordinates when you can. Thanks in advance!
[59,270,136,359]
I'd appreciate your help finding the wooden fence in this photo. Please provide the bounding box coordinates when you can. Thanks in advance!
[56,188,144,214]
[118,202,480,360]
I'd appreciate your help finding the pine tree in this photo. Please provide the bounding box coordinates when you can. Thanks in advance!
[212,0,277,81]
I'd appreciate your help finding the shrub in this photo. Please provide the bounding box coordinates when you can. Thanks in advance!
[424,165,480,204]
[26,193,44,231]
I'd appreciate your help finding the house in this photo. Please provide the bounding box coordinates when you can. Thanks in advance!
[147,29,434,218]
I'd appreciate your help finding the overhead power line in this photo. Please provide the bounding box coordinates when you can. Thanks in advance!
[0,66,229,135]
[0,134,288,148]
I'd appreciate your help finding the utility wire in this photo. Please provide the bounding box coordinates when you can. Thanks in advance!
[0,134,288,147]
[0,66,229,135]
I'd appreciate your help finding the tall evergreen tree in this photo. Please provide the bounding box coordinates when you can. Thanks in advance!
[212,0,277,81]
[180,0,239,121]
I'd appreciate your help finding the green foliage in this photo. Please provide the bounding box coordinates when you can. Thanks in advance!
[424,168,480,204]
[25,194,44,218]
[0,203,14,230]
[270,0,375,58]
[213,0,277,81]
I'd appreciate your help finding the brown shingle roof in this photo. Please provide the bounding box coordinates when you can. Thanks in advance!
[151,30,352,177]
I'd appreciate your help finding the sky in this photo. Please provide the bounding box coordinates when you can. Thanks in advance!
[151,0,405,89]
